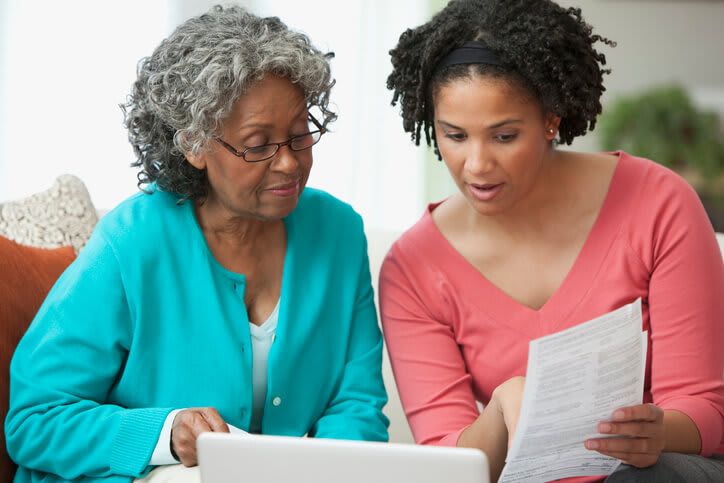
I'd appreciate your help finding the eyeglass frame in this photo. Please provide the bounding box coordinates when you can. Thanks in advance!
[214,113,326,163]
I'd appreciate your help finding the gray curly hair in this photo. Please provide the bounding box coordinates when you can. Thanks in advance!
[121,4,336,201]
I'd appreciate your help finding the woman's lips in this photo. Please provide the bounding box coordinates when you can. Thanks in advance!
[469,182,503,201]
[266,180,299,196]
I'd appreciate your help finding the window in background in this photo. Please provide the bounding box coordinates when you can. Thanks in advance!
[0,0,180,211]
[246,0,436,231]
[1,0,444,232]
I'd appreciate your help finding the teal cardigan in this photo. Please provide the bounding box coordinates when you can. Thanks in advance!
[6,187,389,482]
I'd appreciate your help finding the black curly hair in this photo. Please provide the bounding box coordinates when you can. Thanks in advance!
[387,0,615,156]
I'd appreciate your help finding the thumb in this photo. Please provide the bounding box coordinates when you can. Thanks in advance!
[200,407,230,433]
[507,423,517,451]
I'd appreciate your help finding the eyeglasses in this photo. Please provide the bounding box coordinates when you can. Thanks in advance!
[215,113,326,163]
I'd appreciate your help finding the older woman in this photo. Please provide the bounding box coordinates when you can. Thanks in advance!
[5,5,388,483]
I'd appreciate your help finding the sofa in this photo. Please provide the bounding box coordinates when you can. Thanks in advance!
[1,175,723,481]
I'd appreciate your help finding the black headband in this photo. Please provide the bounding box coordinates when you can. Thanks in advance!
[435,41,502,72]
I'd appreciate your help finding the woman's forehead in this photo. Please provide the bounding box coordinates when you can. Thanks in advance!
[226,76,307,126]
[433,75,542,125]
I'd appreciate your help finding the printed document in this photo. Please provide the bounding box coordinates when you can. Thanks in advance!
[498,298,647,482]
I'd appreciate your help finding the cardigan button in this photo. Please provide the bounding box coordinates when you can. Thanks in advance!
[272,397,282,406]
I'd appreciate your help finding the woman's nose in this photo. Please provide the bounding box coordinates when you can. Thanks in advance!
[465,142,495,175]
[269,144,300,172]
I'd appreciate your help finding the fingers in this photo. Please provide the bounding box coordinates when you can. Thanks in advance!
[587,444,660,468]
[597,420,655,438]
[610,403,663,423]
[585,436,662,455]
[585,437,663,468]
[199,407,230,433]
[493,377,525,451]
[593,404,664,444]
[584,404,665,468]
[171,407,228,467]
[591,449,659,468]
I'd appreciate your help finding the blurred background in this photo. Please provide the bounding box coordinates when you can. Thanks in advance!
[1,0,723,232]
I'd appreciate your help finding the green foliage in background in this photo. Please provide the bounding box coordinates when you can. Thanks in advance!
[597,85,724,197]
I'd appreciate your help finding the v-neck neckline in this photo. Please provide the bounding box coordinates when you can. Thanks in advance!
[425,151,628,323]
[183,198,294,333]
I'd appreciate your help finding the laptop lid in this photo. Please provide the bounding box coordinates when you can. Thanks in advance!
[197,433,489,483]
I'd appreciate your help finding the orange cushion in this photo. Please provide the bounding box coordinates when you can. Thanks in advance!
[0,235,76,479]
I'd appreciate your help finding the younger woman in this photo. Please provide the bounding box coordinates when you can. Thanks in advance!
[381,1,724,481]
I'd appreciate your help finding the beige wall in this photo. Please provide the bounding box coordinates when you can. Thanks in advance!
[560,0,724,152]
[561,0,724,94]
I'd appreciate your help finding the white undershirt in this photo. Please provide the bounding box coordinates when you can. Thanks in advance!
[148,301,279,465]
[248,300,279,433]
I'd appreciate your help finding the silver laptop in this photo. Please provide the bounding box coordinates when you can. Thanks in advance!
[197,432,489,483]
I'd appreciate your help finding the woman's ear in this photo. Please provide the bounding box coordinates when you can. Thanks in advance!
[185,150,207,170]
[545,115,562,141]
[179,131,207,169]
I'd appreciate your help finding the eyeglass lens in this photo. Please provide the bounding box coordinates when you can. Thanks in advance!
[243,131,322,162]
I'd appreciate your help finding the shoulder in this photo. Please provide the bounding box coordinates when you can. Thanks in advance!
[100,186,185,227]
[378,205,459,325]
[611,151,715,264]
[292,187,365,237]
[382,204,444,277]
[615,151,703,220]
[91,186,190,253]
[295,187,361,221]
[393,203,443,252]
[615,151,694,194]
[288,188,369,263]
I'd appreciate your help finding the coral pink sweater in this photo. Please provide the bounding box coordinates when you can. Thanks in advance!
[379,152,724,479]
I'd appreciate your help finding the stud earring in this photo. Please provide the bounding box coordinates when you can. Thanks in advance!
[548,129,554,134]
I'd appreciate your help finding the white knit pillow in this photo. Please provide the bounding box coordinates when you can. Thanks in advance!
[0,175,98,254]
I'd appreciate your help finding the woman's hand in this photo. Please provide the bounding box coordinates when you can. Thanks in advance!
[585,403,665,468]
[490,376,526,450]
[459,376,526,482]
[171,407,230,467]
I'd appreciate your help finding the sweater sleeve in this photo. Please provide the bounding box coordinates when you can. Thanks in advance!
[378,240,480,447]
[641,171,724,457]
[5,229,172,479]
[310,228,390,442]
